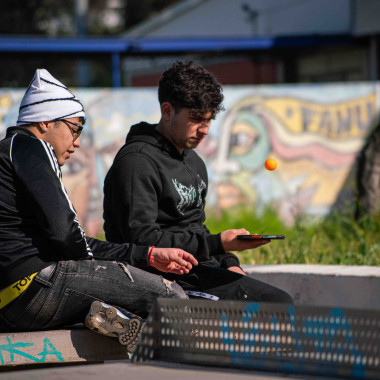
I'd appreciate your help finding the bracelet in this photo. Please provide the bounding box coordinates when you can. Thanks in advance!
[148,246,155,266]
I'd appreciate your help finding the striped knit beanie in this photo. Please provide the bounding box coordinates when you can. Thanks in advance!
[17,69,85,126]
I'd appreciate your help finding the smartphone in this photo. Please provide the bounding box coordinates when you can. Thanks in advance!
[237,234,285,240]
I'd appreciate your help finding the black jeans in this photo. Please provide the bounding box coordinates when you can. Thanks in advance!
[153,264,293,304]
[0,259,187,332]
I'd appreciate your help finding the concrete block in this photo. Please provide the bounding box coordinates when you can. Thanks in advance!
[243,264,380,310]
[0,327,130,368]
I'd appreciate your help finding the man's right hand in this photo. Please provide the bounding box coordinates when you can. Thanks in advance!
[149,247,198,275]
[221,228,270,251]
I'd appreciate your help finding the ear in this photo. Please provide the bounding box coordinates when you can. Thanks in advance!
[37,121,48,133]
[161,102,174,121]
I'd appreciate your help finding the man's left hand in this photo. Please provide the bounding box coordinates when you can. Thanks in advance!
[221,228,270,251]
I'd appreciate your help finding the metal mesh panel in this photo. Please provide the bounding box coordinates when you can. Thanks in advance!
[133,299,380,379]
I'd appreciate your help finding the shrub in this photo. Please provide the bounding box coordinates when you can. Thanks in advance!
[205,206,380,266]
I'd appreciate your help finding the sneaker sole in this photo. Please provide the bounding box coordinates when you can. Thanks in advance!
[85,301,145,353]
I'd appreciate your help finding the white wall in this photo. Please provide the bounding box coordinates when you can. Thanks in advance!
[244,264,380,310]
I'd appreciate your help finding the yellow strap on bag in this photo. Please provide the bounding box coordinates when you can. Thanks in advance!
[0,272,38,310]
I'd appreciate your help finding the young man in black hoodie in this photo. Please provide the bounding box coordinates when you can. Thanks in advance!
[0,69,198,352]
[104,61,292,304]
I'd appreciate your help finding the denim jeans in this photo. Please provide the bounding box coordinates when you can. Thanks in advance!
[0,259,187,332]
[153,263,293,304]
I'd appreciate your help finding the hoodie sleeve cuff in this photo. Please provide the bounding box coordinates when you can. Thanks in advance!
[206,233,226,256]
[130,245,150,267]
[220,252,241,268]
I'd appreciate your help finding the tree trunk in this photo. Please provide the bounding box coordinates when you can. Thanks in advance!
[355,122,380,219]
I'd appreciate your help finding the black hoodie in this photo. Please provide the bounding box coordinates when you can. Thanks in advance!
[103,122,239,268]
[0,127,150,289]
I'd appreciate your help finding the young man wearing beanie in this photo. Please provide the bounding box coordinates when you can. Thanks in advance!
[0,69,198,352]
[103,61,293,304]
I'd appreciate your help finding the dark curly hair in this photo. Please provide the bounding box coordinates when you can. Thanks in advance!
[158,61,224,116]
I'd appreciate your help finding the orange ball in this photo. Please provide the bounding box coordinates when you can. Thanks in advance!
[265,158,277,171]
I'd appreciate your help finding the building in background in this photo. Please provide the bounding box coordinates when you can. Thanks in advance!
[0,0,380,87]
[120,0,380,86]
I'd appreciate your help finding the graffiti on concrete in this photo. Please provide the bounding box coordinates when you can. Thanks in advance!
[221,303,368,378]
[0,83,377,234]
[0,336,64,364]
[205,87,377,224]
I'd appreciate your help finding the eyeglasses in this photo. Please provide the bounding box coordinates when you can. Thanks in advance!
[58,119,83,141]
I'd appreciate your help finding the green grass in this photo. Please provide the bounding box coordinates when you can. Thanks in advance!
[205,206,380,266]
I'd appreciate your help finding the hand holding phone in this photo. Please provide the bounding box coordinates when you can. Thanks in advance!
[221,229,274,251]
[237,235,285,240]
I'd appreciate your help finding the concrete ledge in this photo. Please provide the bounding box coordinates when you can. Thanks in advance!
[243,264,380,310]
[0,327,130,368]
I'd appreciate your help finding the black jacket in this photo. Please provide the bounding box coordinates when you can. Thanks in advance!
[103,122,239,268]
[0,127,149,289]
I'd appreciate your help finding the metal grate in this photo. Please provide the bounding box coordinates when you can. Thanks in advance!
[133,299,380,379]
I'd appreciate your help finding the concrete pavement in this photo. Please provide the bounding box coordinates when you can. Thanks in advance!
[0,360,324,380]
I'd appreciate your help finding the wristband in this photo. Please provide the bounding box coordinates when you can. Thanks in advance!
[148,246,155,266]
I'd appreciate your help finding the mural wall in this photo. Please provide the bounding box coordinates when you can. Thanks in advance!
[0,83,378,235]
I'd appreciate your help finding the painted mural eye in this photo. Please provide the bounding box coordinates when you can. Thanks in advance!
[229,121,259,155]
